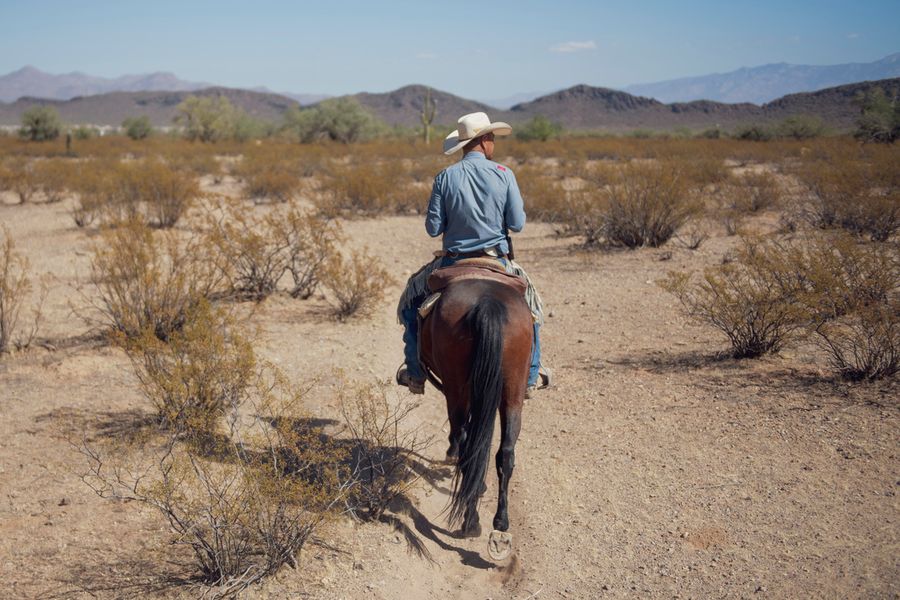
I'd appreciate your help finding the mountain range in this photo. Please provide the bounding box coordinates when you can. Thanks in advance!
[2,78,897,133]
[625,53,900,104]
[2,53,897,108]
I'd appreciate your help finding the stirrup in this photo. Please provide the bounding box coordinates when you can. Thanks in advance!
[396,365,425,395]
[525,367,552,400]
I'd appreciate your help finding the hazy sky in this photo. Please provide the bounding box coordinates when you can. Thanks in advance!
[1,0,898,99]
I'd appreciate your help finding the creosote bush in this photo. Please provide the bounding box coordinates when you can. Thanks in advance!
[32,158,76,203]
[575,161,700,248]
[795,159,899,242]
[0,158,38,203]
[69,159,199,228]
[88,220,222,341]
[727,171,780,213]
[204,202,292,301]
[123,301,256,436]
[278,209,343,299]
[339,379,429,521]
[82,336,350,595]
[319,162,402,216]
[320,248,392,320]
[815,302,898,381]
[1,228,30,353]
[660,237,809,358]
[662,233,899,375]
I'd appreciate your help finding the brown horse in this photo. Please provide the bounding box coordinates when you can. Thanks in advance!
[419,276,533,555]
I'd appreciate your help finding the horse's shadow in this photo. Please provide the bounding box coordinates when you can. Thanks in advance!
[275,416,498,569]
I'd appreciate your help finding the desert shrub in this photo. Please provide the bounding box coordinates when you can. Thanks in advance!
[320,162,400,216]
[31,158,75,203]
[122,115,153,140]
[204,203,291,301]
[0,228,30,353]
[124,301,255,435]
[276,209,343,299]
[138,160,200,228]
[340,380,429,520]
[515,165,567,223]
[815,302,898,380]
[283,98,385,143]
[698,127,723,139]
[516,115,563,142]
[732,124,773,142]
[88,220,222,341]
[682,157,729,189]
[660,237,809,358]
[854,86,900,144]
[320,248,392,320]
[796,160,899,241]
[0,158,38,203]
[241,164,301,203]
[662,233,899,363]
[775,115,826,140]
[68,161,110,226]
[176,152,222,180]
[82,357,349,594]
[788,234,899,379]
[727,171,780,213]
[73,126,100,140]
[67,159,198,228]
[677,220,710,250]
[598,161,699,248]
[19,106,62,141]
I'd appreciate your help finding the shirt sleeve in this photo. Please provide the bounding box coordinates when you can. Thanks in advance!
[504,170,526,232]
[425,172,445,237]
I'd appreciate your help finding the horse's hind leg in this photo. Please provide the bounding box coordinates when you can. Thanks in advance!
[445,391,467,461]
[493,402,522,532]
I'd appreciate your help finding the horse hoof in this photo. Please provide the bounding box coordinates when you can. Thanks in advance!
[487,530,513,561]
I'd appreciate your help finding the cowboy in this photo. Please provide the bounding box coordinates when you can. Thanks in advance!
[396,112,550,396]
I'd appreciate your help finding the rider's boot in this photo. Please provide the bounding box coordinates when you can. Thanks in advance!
[396,364,425,395]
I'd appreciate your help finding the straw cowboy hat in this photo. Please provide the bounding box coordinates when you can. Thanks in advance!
[442,112,512,155]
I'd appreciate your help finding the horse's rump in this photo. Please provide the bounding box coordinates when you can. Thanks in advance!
[420,278,532,532]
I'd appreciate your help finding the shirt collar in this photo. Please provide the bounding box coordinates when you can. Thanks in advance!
[463,151,486,161]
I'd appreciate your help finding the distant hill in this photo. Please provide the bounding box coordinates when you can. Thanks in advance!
[0,66,212,102]
[1,78,897,132]
[507,78,900,132]
[349,85,495,128]
[0,87,298,126]
[625,52,900,104]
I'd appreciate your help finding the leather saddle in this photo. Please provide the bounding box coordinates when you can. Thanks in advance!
[426,258,527,295]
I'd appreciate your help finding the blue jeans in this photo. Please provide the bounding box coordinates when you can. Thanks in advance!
[401,256,542,386]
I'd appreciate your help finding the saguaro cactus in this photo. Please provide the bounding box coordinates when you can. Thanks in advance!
[420,87,437,144]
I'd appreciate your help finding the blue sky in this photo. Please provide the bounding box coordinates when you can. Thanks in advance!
[1,0,897,99]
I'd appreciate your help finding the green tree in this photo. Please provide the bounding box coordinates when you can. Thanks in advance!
[283,98,384,143]
[854,87,900,143]
[516,115,563,141]
[19,106,62,141]
[175,95,240,142]
[122,115,153,140]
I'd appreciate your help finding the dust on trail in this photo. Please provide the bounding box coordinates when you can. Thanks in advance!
[1,198,897,599]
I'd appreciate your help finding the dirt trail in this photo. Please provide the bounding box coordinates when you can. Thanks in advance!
[1,197,897,599]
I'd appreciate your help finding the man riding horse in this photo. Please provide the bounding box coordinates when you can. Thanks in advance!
[396,111,550,396]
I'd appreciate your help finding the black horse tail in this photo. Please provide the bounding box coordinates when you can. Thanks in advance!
[448,295,508,527]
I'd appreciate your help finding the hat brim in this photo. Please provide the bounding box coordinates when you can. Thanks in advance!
[442,122,512,155]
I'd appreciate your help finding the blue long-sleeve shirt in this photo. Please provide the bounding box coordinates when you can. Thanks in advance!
[425,151,526,255]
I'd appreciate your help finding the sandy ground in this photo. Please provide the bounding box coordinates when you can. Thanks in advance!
[1,189,898,600]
